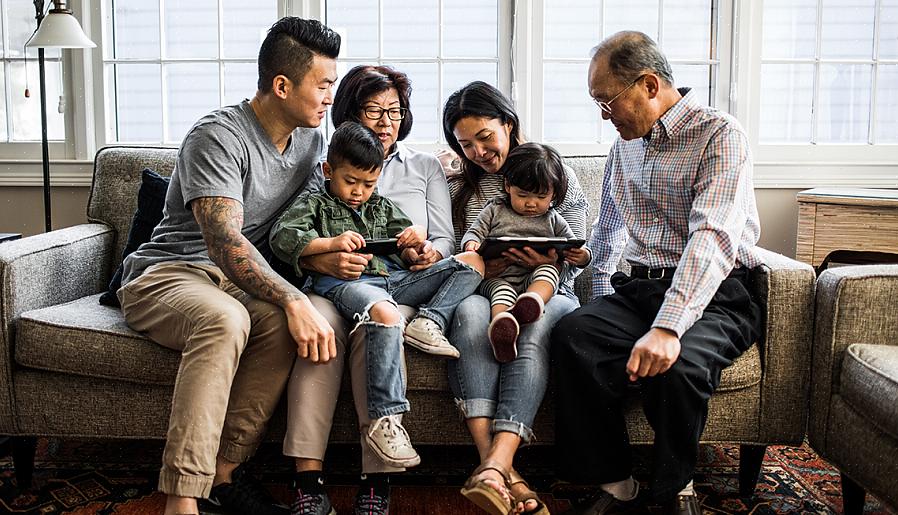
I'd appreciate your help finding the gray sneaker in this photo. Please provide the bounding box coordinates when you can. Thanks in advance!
[403,317,460,358]
[365,415,421,468]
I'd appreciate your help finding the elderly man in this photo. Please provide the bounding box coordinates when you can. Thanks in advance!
[551,31,763,515]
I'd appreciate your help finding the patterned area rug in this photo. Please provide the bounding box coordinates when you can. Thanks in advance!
[0,438,894,514]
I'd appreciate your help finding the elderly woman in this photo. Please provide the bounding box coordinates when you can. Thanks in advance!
[278,65,455,515]
[443,81,589,515]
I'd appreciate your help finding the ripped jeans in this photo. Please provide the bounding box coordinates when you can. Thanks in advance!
[315,257,482,419]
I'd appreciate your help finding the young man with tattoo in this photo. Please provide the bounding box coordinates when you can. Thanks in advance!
[117,17,340,515]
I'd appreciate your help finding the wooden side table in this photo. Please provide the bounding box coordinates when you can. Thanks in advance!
[796,188,898,267]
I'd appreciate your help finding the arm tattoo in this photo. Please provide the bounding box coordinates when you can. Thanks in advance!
[192,197,306,307]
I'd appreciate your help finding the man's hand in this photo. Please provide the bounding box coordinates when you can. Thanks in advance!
[396,225,426,249]
[483,257,512,279]
[402,240,441,271]
[464,240,481,252]
[564,247,590,267]
[330,231,366,253]
[301,252,371,280]
[626,327,681,381]
[284,298,336,363]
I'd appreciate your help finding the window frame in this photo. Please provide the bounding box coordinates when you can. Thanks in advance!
[2,0,896,189]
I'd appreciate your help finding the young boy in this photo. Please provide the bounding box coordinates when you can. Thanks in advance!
[270,122,484,467]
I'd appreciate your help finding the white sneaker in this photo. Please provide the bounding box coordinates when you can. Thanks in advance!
[365,415,421,468]
[403,317,460,359]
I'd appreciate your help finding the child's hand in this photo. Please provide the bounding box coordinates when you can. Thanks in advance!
[396,225,426,249]
[564,246,591,267]
[464,240,481,252]
[331,231,366,253]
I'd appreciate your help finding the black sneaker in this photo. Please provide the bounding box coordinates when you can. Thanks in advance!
[201,464,288,515]
[291,487,335,515]
[353,485,390,515]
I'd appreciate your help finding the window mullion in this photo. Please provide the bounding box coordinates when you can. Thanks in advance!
[869,0,882,145]
[811,0,823,145]
[218,0,224,106]
[159,0,169,143]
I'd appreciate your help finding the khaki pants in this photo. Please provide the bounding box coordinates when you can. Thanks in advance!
[119,262,296,498]
[282,293,411,474]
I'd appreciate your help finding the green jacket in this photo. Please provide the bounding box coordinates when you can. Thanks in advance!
[270,181,413,277]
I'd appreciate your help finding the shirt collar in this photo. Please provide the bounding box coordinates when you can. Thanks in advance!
[650,87,697,143]
[385,141,406,164]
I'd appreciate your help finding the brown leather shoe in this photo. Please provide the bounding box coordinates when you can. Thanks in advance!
[664,494,700,515]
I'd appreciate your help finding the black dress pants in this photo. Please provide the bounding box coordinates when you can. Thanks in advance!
[551,270,762,502]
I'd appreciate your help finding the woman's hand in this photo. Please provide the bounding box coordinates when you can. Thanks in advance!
[403,240,442,271]
[464,240,481,252]
[300,252,371,280]
[435,148,462,176]
[503,247,559,269]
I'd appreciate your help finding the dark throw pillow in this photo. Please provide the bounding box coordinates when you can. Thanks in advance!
[98,168,170,307]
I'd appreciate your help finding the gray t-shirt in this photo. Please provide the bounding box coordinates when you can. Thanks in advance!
[121,100,326,286]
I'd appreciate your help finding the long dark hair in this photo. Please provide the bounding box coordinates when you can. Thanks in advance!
[501,143,568,206]
[331,65,414,146]
[442,81,523,230]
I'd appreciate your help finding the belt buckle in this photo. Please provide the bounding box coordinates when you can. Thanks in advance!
[648,268,666,280]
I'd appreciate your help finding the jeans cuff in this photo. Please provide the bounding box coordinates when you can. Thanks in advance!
[370,402,410,419]
[158,468,214,498]
[492,419,535,444]
[454,397,497,419]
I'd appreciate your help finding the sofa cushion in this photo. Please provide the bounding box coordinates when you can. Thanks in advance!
[840,343,898,441]
[99,169,170,307]
[15,294,180,386]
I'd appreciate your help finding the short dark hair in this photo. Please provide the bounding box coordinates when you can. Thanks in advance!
[442,81,523,230]
[592,31,675,86]
[327,122,384,173]
[257,17,340,93]
[332,65,414,144]
[501,142,568,205]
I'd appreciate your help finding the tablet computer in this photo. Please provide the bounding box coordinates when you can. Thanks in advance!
[355,238,399,255]
[476,237,586,260]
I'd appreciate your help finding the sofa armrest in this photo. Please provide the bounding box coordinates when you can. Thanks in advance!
[0,223,115,433]
[751,247,816,443]
[808,264,898,452]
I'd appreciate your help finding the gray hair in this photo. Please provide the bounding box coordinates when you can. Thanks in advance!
[590,31,675,86]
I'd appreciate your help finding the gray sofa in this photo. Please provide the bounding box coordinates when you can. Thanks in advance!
[0,146,815,494]
[809,265,898,513]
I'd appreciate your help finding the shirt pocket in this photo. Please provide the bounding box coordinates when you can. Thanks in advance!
[322,207,356,236]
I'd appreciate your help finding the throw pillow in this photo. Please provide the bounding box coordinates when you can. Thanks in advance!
[98,168,170,307]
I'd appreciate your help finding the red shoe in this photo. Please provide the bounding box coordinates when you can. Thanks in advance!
[508,292,545,325]
[488,312,519,363]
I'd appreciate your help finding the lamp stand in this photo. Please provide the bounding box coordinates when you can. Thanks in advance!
[33,0,52,232]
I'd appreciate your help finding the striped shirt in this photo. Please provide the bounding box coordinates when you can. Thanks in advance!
[449,164,589,298]
[589,88,763,337]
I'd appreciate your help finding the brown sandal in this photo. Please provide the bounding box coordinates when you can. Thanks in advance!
[508,469,550,515]
[461,460,513,515]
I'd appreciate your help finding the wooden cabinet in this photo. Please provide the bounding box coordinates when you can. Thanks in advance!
[796,188,898,267]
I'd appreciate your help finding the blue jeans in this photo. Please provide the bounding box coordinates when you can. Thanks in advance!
[447,293,579,443]
[317,257,482,419]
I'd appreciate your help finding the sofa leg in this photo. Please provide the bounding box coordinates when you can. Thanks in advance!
[738,444,766,497]
[840,472,866,515]
[11,436,37,490]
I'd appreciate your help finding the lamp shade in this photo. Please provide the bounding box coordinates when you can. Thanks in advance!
[25,7,95,49]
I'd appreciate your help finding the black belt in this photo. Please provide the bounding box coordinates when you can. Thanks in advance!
[628,264,749,280]
[629,265,677,279]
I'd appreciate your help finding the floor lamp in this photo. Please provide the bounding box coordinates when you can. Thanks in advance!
[25,0,94,232]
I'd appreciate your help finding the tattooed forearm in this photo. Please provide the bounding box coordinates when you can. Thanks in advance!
[192,197,307,307]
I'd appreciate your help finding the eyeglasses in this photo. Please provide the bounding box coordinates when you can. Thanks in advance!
[593,74,647,114]
[363,106,407,121]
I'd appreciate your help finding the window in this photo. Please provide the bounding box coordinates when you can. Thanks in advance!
[1,0,65,143]
[325,0,507,143]
[759,0,898,145]
[538,0,722,144]
[102,0,279,144]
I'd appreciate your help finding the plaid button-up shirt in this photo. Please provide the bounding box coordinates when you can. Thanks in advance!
[589,89,763,337]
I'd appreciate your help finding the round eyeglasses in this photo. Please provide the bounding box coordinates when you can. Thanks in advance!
[363,106,407,121]
[593,74,647,114]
